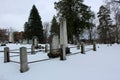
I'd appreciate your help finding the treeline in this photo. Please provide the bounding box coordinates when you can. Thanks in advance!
[1,0,120,44]
[24,0,96,44]
[0,28,24,43]
[97,0,120,44]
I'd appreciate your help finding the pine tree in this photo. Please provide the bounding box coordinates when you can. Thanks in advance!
[54,0,94,43]
[55,0,76,43]
[24,5,44,43]
[50,16,60,35]
[97,5,112,44]
[85,9,95,42]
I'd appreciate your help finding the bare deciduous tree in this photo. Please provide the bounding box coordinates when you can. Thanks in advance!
[106,0,120,43]
[43,22,50,43]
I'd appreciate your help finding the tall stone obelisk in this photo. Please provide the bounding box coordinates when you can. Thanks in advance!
[60,17,68,47]
[60,17,69,60]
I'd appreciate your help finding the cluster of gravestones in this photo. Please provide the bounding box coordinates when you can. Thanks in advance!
[3,17,97,73]
[3,17,69,73]
[79,42,96,54]
[47,34,70,58]
[4,41,96,73]
[0,42,6,46]
[45,32,70,59]
[48,17,70,59]
[3,36,48,73]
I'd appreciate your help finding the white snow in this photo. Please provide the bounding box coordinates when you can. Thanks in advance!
[0,43,120,80]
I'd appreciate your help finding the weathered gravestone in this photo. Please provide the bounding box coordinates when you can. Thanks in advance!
[20,47,29,73]
[73,35,78,45]
[45,44,48,52]
[48,34,60,58]
[32,36,38,48]
[48,17,70,59]
[22,39,27,44]
[9,28,14,43]
[93,42,96,51]
[77,42,80,49]
[29,40,32,44]
[4,47,10,63]
[81,42,85,54]
[31,45,35,54]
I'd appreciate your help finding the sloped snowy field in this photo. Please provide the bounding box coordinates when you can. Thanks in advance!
[0,43,120,80]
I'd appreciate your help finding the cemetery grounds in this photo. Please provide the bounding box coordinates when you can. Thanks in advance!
[0,43,120,80]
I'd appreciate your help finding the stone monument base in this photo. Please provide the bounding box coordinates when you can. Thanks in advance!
[47,47,70,58]
[48,49,60,58]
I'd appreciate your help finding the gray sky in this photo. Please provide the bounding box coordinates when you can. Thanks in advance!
[0,0,104,31]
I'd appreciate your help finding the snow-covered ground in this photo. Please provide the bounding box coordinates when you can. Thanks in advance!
[0,43,120,80]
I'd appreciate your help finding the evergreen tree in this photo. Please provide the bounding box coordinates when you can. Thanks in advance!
[54,0,94,43]
[50,16,60,35]
[24,5,44,43]
[97,5,112,44]
[85,9,95,41]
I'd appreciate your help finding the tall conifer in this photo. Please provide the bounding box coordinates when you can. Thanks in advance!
[50,16,59,35]
[24,5,44,43]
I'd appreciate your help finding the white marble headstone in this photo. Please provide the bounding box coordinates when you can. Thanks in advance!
[51,35,59,49]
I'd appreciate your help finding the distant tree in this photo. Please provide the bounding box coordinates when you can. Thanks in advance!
[13,31,24,43]
[115,10,120,43]
[0,29,8,42]
[13,32,19,42]
[105,0,120,43]
[85,10,95,42]
[43,22,50,43]
[50,16,60,35]
[24,5,44,43]
[24,22,30,41]
[97,5,112,44]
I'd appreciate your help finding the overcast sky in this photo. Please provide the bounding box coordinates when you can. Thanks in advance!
[0,0,104,31]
